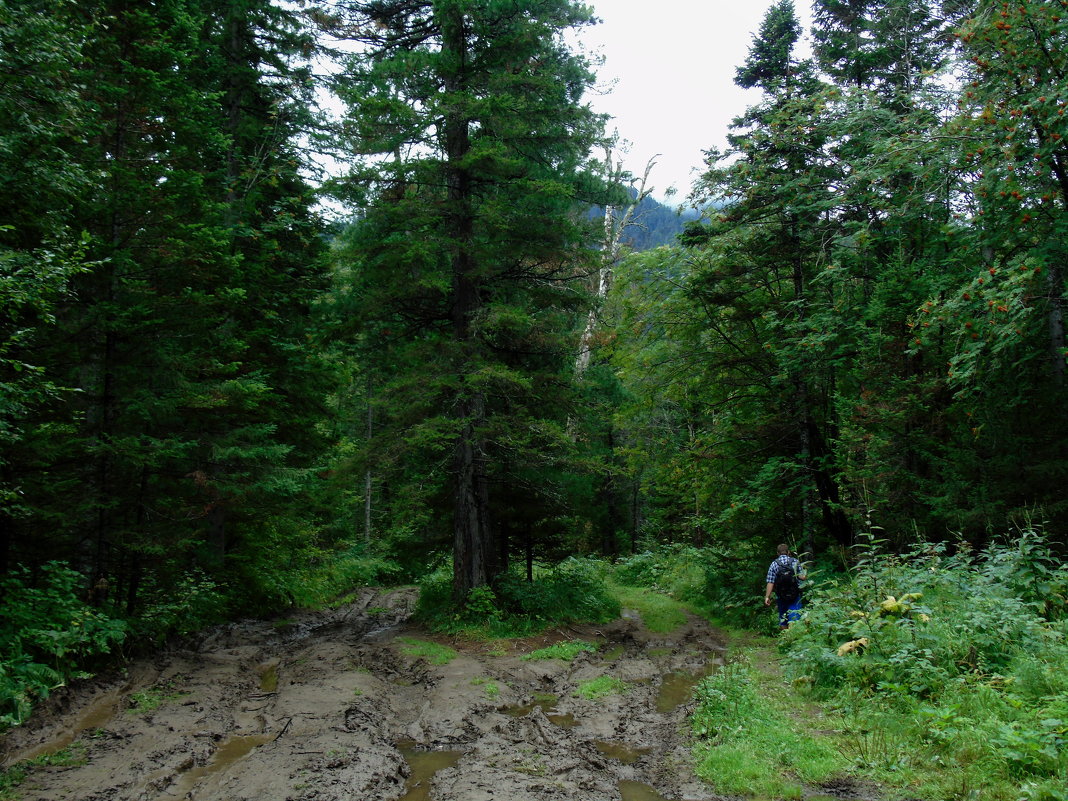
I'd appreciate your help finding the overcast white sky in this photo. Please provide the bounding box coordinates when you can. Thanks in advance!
[580,1,814,202]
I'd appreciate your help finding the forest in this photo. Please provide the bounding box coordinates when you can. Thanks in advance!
[1,0,1068,798]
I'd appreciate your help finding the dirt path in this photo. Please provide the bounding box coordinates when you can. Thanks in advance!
[0,588,729,801]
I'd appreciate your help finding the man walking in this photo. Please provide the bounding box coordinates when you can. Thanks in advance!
[764,543,803,629]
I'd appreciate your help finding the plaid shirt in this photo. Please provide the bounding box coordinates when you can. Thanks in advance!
[766,554,801,585]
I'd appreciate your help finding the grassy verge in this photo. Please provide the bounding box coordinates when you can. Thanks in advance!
[0,743,89,800]
[397,637,458,665]
[606,582,690,633]
[691,646,850,799]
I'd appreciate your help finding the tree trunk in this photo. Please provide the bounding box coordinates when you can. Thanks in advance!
[1047,263,1066,387]
[575,153,656,378]
[442,6,496,602]
[364,373,374,543]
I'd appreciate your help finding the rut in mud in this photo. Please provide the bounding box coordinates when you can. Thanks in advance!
[0,588,729,801]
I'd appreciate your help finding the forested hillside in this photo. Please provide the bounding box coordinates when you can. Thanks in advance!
[2,0,1067,745]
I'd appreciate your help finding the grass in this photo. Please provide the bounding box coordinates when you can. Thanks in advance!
[521,640,597,662]
[470,677,501,700]
[397,637,458,665]
[127,683,190,714]
[607,582,689,633]
[0,743,89,800]
[690,649,849,798]
[575,675,628,700]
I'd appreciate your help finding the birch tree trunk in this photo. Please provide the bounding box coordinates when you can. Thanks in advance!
[574,151,657,378]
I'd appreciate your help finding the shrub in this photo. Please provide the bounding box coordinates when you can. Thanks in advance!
[780,528,1068,793]
[0,563,126,728]
[131,569,229,642]
[416,558,620,636]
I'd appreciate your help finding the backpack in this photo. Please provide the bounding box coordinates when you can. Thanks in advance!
[774,561,800,603]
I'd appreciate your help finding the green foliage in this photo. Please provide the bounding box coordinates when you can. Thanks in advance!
[397,638,458,666]
[691,655,846,797]
[0,563,126,728]
[522,641,597,662]
[416,558,620,637]
[574,675,627,700]
[130,570,229,643]
[781,531,1068,795]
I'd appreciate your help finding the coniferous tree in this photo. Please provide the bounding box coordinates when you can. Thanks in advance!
[326,0,607,599]
[3,0,329,609]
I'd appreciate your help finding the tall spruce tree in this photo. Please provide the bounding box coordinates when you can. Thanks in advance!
[326,0,607,599]
[686,0,853,547]
[2,0,329,609]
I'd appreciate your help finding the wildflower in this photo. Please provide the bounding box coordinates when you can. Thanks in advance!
[837,637,869,656]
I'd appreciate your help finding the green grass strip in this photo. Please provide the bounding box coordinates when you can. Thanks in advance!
[608,582,689,633]
[397,637,458,665]
[691,651,847,798]
[522,640,597,661]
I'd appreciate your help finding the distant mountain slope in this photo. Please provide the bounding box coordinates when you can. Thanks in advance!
[593,193,702,252]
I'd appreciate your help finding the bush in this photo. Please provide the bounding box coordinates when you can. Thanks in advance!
[780,528,1068,794]
[612,542,773,628]
[0,563,126,728]
[416,558,620,636]
[131,569,230,642]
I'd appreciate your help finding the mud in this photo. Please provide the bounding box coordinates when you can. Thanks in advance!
[1,588,732,801]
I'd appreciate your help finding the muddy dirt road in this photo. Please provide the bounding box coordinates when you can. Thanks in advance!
[1,588,730,801]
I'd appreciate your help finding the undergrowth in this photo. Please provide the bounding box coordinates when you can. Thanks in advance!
[416,557,620,637]
[0,564,126,728]
[522,640,597,661]
[780,527,1068,800]
[691,652,847,797]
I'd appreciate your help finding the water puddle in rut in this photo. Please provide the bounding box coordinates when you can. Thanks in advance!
[618,779,673,800]
[593,741,650,764]
[655,661,720,713]
[397,742,465,801]
[503,695,577,728]
[13,690,123,764]
[160,733,274,798]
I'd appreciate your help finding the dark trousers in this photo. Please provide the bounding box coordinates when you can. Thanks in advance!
[776,594,802,627]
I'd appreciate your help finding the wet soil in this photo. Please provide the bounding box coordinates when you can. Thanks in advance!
[0,588,730,801]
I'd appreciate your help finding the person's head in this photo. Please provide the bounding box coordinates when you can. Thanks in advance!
[776,543,790,556]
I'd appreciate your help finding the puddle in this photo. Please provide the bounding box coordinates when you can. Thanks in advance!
[257,662,279,693]
[592,741,650,764]
[504,696,556,717]
[619,779,673,800]
[602,645,625,661]
[503,695,576,728]
[656,664,716,713]
[397,742,464,801]
[161,733,273,798]
[13,691,122,764]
